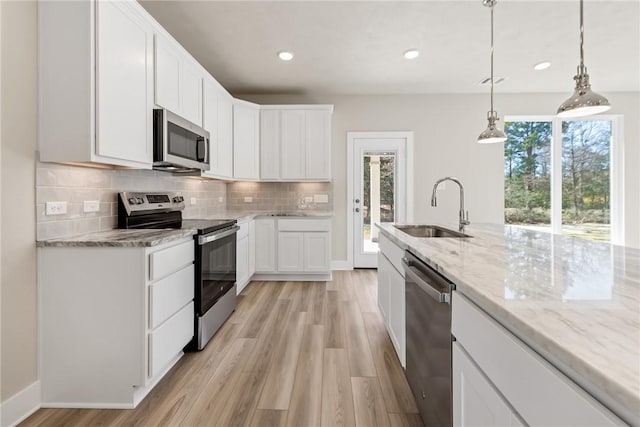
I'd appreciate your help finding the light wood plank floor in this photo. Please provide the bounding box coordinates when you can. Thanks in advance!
[21,270,421,427]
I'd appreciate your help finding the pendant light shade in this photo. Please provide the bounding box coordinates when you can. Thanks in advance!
[478,0,507,144]
[557,0,610,118]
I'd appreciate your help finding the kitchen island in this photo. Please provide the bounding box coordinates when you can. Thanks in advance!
[377,222,639,426]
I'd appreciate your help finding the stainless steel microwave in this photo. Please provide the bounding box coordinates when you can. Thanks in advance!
[153,109,210,172]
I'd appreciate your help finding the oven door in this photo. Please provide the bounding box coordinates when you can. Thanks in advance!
[195,226,238,315]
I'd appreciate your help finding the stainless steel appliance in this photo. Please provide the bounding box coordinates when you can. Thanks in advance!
[403,250,455,427]
[117,192,238,351]
[153,109,210,172]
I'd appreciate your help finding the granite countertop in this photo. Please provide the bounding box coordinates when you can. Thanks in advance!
[377,222,640,424]
[36,228,197,248]
[203,210,333,222]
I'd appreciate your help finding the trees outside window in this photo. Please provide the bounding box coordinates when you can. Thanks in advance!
[504,117,616,243]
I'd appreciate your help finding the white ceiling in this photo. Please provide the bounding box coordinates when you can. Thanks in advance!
[139,0,640,95]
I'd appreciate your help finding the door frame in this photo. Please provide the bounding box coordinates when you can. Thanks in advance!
[346,131,414,269]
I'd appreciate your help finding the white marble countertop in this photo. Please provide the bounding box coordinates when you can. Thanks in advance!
[202,210,333,222]
[36,228,197,248]
[377,222,640,424]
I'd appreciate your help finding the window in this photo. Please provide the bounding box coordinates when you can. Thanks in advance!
[504,116,622,244]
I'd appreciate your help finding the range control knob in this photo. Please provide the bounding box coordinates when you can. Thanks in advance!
[136,197,145,204]
[128,197,136,205]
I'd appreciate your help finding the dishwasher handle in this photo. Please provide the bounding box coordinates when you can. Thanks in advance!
[402,258,451,304]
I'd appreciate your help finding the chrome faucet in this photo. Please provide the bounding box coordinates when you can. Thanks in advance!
[431,177,470,233]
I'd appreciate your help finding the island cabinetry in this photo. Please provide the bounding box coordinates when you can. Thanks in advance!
[452,291,624,426]
[38,237,195,408]
[39,0,154,168]
[377,233,406,367]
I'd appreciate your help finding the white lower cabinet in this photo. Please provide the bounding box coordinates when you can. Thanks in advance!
[255,218,277,273]
[377,235,406,367]
[38,238,195,408]
[452,291,624,426]
[236,220,252,294]
[278,232,305,271]
[303,232,331,272]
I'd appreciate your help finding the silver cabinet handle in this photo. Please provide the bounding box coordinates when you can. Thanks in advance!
[198,225,240,245]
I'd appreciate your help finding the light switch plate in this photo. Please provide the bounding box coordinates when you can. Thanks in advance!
[45,201,67,216]
[83,200,100,213]
[218,197,224,203]
[190,197,197,205]
[314,194,329,203]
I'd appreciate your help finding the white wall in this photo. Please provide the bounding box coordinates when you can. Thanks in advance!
[1,0,38,404]
[241,92,640,261]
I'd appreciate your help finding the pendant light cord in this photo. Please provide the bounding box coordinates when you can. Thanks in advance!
[579,0,585,68]
[490,2,495,113]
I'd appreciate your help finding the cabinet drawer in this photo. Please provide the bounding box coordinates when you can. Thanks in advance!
[149,301,194,378]
[452,292,623,426]
[149,239,194,281]
[379,233,405,277]
[149,264,194,329]
[277,218,330,232]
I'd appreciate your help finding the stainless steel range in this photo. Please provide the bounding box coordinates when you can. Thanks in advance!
[118,191,238,351]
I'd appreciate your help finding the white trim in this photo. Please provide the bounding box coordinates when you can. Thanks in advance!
[347,131,414,269]
[1,381,41,427]
[259,104,334,112]
[331,260,352,270]
[610,116,625,245]
[551,118,563,234]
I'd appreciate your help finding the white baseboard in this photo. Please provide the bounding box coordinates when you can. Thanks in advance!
[1,381,40,427]
[331,260,352,270]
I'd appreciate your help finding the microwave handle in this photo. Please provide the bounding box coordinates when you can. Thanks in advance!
[196,137,207,163]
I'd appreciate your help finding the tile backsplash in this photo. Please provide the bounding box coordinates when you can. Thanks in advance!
[226,182,333,212]
[36,162,226,240]
[35,162,333,240]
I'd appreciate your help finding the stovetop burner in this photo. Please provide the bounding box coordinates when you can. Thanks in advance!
[181,219,236,235]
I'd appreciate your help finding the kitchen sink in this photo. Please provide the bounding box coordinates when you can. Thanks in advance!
[393,224,471,238]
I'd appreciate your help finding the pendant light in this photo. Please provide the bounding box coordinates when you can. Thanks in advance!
[557,0,610,118]
[478,0,507,144]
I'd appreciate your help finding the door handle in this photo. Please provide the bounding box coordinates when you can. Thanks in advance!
[355,208,360,213]
[354,198,360,204]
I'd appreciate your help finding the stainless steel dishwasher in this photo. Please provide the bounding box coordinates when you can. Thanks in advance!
[403,250,454,427]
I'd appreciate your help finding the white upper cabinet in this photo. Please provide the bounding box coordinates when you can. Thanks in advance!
[39,0,154,168]
[259,106,333,181]
[233,100,260,180]
[202,77,233,179]
[154,33,203,127]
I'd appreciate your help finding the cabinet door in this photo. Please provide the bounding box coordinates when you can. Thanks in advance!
[96,0,152,164]
[377,253,391,323]
[281,110,306,179]
[453,343,523,427]
[254,219,276,272]
[303,232,330,272]
[388,261,405,367]
[154,34,180,114]
[236,235,249,292]
[181,59,203,126]
[278,232,304,272]
[233,102,260,180]
[260,109,281,179]
[217,92,233,178]
[305,110,331,179]
[203,78,220,176]
[249,220,256,276]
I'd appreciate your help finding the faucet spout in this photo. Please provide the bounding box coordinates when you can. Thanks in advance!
[430,177,470,233]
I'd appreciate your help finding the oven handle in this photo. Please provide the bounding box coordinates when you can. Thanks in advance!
[198,225,240,245]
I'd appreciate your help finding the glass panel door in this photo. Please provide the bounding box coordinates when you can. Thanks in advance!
[361,152,396,254]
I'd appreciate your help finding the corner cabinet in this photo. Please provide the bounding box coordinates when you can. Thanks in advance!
[201,78,233,179]
[260,105,333,181]
[38,238,195,408]
[233,100,260,180]
[452,291,625,426]
[39,0,154,168]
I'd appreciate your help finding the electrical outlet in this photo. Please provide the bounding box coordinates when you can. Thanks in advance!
[314,194,329,203]
[45,201,68,216]
[83,200,100,213]
[218,197,224,203]
[244,197,253,203]
[190,197,197,205]
[304,196,314,203]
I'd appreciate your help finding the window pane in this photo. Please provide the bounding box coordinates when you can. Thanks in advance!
[561,120,611,242]
[362,153,396,253]
[504,121,552,231]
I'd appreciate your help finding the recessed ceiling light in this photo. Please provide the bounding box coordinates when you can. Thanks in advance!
[533,61,551,71]
[278,51,293,61]
[403,49,419,60]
